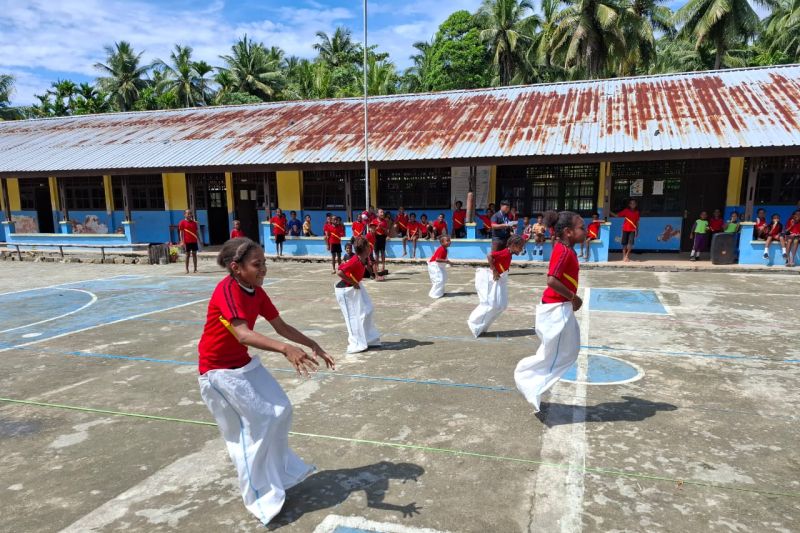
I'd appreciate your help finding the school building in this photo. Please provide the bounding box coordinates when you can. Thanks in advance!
[1,64,799,261]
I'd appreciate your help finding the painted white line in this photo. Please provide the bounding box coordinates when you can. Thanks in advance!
[0,274,138,297]
[528,287,589,533]
[314,515,451,533]
[0,289,98,334]
[0,298,210,354]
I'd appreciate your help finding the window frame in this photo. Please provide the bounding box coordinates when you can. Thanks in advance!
[377,168,451,210]
[112,175,165,211]
[62,176,106,211]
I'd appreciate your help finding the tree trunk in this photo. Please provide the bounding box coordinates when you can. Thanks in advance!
[714,35,724,70]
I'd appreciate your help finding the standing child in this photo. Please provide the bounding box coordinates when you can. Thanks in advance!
[689,211,710,261]
[329,216,345,273]
[270,208,286,257]
[531,214,547,257]
[178,209,200,274]
[395,206,409,256]
[287,211,302,237]
[230,219,245,239]
[468,235,526,337]
[323,214,333,253]
[197,238,335,525]
[365,225,381,281]
[302,215,315,237]
[725,211,741,234]
[335,237,382,353]
[342,242,355,262]
[783,210,800,266]
[371,209,390,276]
[407,213,420,259]
[763,214,783,259]
[428,235,453,298]
[610,199,640,262]
[581,213,601,260]
[514,211,586,414]
[708,209,725,234]
[452,201,467,238]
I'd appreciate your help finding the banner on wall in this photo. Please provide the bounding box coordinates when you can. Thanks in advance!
[630,179,644,197]
[451,166,490,209]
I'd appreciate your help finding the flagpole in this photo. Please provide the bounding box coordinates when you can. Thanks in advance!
[363,0,370,212]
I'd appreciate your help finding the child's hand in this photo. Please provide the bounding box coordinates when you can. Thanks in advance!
[572,295,583,312]
[283,344,320,377]
[493,271,500,281]
[311,344,336,370]
[353,282,361,290]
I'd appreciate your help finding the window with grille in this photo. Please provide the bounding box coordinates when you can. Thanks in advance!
[302,170,366,210]
[233,172,277,210]
[378,168,451,209]
[754,156,800,205]
[497,164,599,216]
[112,175,164,210]
[187,173,226,210]
[63,176,105,210]
[19,178,48,210]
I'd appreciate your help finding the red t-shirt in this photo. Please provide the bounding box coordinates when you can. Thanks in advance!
[755,217,767,230]
[198,276,280,375]
[271,216,286,236]
[366,231,376,250]
[338,255,366,285]
[767,222,783,238]
[709,218,725,232]
[491,248,512,273]
[371,218,389,236]
[230,229,245,239]
[453,209,466,229]
[362,211,377,222]
[478,214,492,228]
[617,208,640,232]
[395,213,409,231]
[179,219,199,244]
[542,242,580,304]
[787,218,800,235]
[433,220,448,235]
[352,221,366,238]
[328,225,345,245]
[587,221,601,240]
[429,245,448,263]
[420,222,430,236]
[407,221,420,237]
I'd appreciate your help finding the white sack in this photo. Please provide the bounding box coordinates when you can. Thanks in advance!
[428,261,447,299]
[514,302,580,412]
[199,356,315,525]
[467,268,509,337]
[335,285,381,353]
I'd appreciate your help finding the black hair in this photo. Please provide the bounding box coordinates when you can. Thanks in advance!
[352,236,370,255]
[455,200,463,206]
[326,212,332,217]
[290,210,296,215]
[500,200,510,207]
[217,237,262,273]
[410,212,417,218]
[506,234,524,248]
[592,212,599,217]
[771,213,781,219]
[542,210,581,239]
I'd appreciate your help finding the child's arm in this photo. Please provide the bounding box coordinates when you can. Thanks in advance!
[546,276,582,311]
[487,253,500,280]
[690,221,696,238]
[337,269,360,289]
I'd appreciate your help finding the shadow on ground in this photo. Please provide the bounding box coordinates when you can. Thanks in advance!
[376,339,435,351]
[442,291,477,298]
[269,461,425,529]
[537,396,677,427]
[483,328,536,338]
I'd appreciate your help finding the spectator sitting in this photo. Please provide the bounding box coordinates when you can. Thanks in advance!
[287,211,302,237]
[709,209,725,234]
[302,215,315,236]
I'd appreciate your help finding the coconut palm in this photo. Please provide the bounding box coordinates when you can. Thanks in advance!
[48,79,78,115]
[402,40,435,92]
[218,35,285,101]
[72,83,111,115]
[155,45,202,107]
[0,74,15,118]
[674,0,761,69]
[193,61,214,105]
[761,0,800,61]
[617,0,675,74]
[313,27,361,67]
[550,0,626,78]
[94,41,151,111]
[477,0,541,85]
[367,57,399,95]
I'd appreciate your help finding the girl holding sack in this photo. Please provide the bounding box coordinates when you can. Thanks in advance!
[514,211,586,413]
[428,235,452,298]
[336,237,382,353]
[468,235,525,337]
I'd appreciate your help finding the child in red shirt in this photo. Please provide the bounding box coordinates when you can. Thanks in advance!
[395,207,410,256]
[611,199,640,262]
[452,200,467,238]
[783,210,800,267]
[580,212,601,260]
[322,213,333,252]
[178,209,200,274]
[371,209,390,276]
[270,208,286,257]
[419,214,433,240]
[351,214,368,241]
[754,208,768,240]
[763,213,783,260]
[428,235,452,298]
[515,210,586,414]
[335,237,382,352]
[328,216,346,273]
[407,213,420,259]
[230,219,246,239]
[197,238,334,525]
[432,213,448,238]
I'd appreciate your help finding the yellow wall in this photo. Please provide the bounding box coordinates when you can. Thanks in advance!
[597,162,609,209]
[7,178,20,211]
[225,172,235,214]
[489,166,496,205]
[726,157,745,206]
[0,180,5,212]
[103,175,114,213]
[276,170,302,211]
[369,168,378,208]
[49,177,59,211]
[162,173,188,211]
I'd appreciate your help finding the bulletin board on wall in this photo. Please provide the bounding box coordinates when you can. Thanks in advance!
[451,166,490,209]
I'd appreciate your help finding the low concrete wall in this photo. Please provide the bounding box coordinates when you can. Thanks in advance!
[738,222,799,266]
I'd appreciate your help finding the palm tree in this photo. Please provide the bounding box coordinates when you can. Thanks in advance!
[550,0,626,78]
[313,27,360,67]
[72,83,111,115]
[213,69,236,104]
[218,35,285,101]
[155,45,201,107]
[761,0,800,61]
[674,0,761,69]
[402,40,435,92]
[617,0,675,74]
[0,74,15,118]
[478,0,541,85]
[367,57,399,95]
[193,60,214,105]
[50,79,78,113]
[95,41,151,111]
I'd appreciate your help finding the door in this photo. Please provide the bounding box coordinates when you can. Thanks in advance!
[681,172,727,252]
[232,174,261,240]
[207,186,229,245]
[34,185,54,233]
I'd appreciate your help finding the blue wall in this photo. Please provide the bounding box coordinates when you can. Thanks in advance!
[607,217,683,251]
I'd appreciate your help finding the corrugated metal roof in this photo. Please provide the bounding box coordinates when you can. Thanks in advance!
[1,65,799,174]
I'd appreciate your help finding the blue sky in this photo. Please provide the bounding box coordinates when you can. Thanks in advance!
[0,0,484,105]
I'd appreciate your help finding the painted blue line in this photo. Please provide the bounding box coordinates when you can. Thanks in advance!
[582,345,789,362]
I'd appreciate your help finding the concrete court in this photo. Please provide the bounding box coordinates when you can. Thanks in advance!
[0,259,798,533]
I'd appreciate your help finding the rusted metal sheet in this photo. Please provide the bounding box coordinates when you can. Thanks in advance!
[1,65,799,174]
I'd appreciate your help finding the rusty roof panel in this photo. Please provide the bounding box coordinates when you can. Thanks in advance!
[1,65,800,174]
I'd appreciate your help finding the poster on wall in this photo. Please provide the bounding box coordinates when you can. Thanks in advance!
[452,166,491,209]
[652,180,664,196]
[630,178,644,197]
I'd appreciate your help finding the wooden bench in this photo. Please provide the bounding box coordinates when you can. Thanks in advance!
[6,242,146,262]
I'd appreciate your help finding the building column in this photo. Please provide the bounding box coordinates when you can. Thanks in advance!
[489,166,497,205]
[369,168,378,209]
[276,170,302,211]
[120,175,131,222]
[726,157,745,208]
[744,158,759,221]
[186,174,196,215]
[0,178,11,221]
[598,162,611,216]
[344,173,353,221]
[263,174,273,219]
[56,178,69,222]
[7,178,21,212]
[103,175,114,215]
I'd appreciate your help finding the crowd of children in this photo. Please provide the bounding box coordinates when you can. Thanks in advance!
[753,208,800,266]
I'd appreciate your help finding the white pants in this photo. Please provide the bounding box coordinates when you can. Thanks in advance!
[335,285,381,353]
[428,262,447,298]
[467,268,508,337]
[199,357,314,525]
[514,302,580,412]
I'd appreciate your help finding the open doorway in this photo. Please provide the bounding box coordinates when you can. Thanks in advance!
[19,178,54,233]
[190,173,229,245]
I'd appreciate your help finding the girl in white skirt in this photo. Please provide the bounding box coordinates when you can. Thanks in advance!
[428,235,452,298]
[514,211,586,413]
[335,237,381,353]
[197,238,335,525]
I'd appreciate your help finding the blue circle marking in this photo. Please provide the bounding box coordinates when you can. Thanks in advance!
[561,354,642,385]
